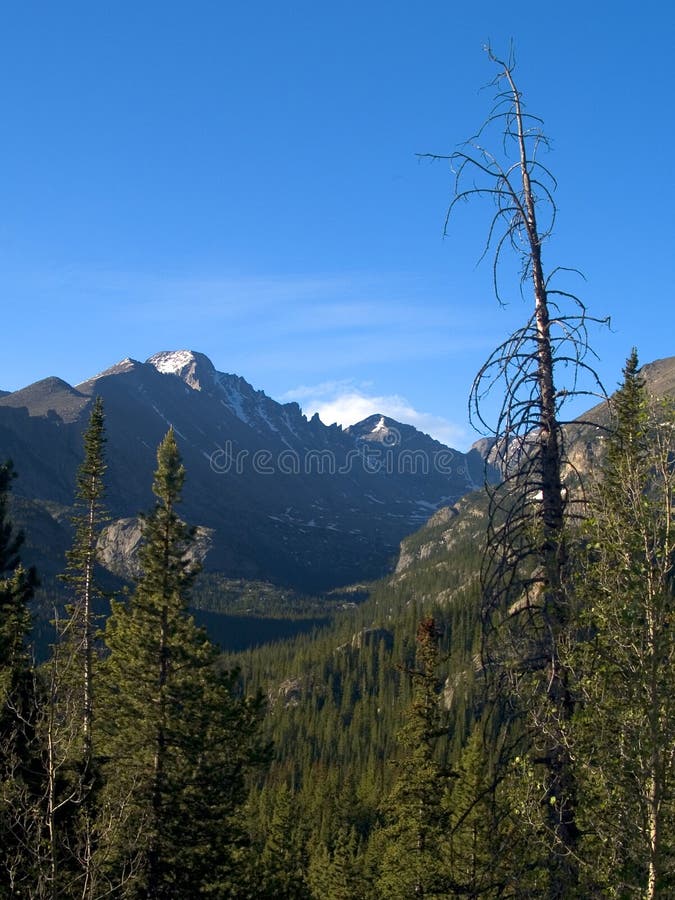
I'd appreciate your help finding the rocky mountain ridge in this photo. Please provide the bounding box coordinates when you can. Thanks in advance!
[0,350,486,592]
[393,354,675,576]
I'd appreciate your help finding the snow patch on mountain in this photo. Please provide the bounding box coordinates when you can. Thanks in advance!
[149,350,198,375]
[256,402,278,433]
[150,404,187,440]
[281,410,300,439]
[147,350,216,392]
[217,375,253,426]
[215,372,306,444]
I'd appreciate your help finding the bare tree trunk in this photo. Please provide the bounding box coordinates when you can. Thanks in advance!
[420,49,609,895]
[506,67,578,895]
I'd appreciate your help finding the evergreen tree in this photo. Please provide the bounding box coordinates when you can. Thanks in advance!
[60,396,107,761]
[376,618,457,898]
[306,840,335,900]
[444,724,519,898]
[42,398,107,897]
[0,461,41,895]
[0,462,37,704]
[307,825,362,900]
[259,783,310,898]
[98,428,265,898]
[570,351,675,898]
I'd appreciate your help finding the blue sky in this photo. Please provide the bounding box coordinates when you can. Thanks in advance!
[1,1,673,449]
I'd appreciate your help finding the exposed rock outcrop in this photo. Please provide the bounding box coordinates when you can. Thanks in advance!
[97,517,214,581]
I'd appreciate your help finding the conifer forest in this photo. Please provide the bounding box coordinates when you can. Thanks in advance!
[2,54,675,899]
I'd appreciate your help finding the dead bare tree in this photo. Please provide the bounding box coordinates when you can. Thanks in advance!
[421,47,607,897]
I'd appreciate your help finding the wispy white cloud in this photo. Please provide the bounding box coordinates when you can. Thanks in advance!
[19,264,502,372]
[282,381,468,448]
[33,264,495,335]
[282,378,374,401]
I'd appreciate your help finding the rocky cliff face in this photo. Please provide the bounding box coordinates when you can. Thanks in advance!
[394,492,488,576]
[96,517,214,580]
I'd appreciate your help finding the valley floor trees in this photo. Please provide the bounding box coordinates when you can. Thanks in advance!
[376,617,457,899]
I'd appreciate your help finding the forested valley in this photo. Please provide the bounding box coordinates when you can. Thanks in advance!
[2,54,675,900]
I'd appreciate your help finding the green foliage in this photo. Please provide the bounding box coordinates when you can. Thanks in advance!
[569,352,675,897]
[0,460,42,897]
[56,396,107,762]
[225,502,488,898]
[193,573,343,619]
[307,825,364,900]
[0,461,37,699]
[258,783,311,898]
[375,618,457,898]
[444,724,521,898]
[32,398,109,897]
[97,429,267,897]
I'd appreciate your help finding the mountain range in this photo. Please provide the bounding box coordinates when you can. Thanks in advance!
[0,350,491,593]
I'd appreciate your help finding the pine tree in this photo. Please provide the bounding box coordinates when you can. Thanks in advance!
[376,618,457,898]
[307,825,362,900]
[0,462,37,703]
[0,460,41,896]
[98,428,265,898]
[602,347,648,501]
[60,396,107,761]
[41,398,108,898]
[259,783,310,898]
[444,725,512,898]
[306,840,334,900]
[570,351,675,897]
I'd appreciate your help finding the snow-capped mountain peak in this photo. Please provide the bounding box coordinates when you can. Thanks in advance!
[146,350,216,392]
[346,414,403,445]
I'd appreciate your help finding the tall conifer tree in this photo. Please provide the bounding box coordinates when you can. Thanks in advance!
[570,352,675,897]
[98,429,265,898]
[60,396,107,761]
[41,398,108,897]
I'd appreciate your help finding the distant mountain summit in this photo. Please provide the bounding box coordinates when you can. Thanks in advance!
[0,351,482,592]
[346,414,404,443]
[147,350,217,391]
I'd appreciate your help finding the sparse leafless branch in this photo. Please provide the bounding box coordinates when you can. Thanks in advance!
[421,47,610,896]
